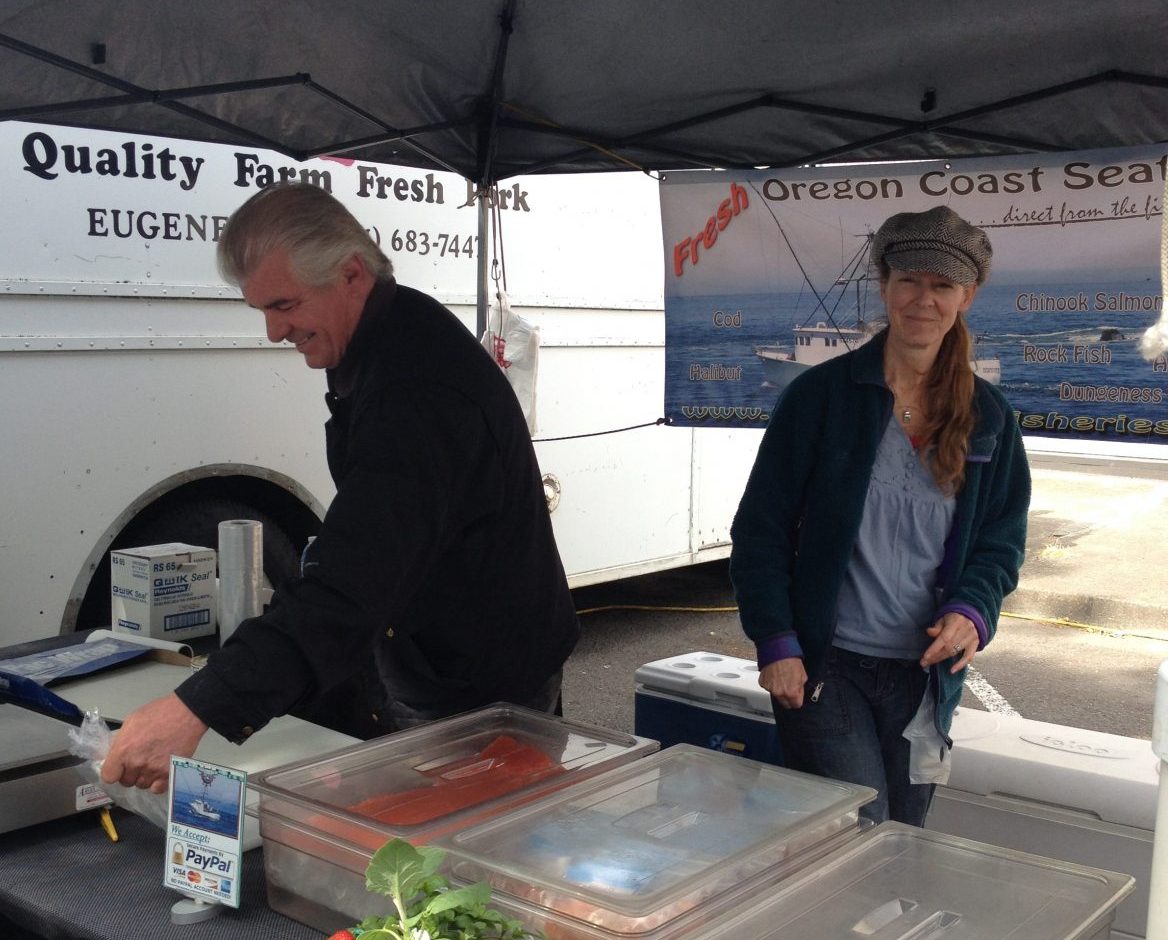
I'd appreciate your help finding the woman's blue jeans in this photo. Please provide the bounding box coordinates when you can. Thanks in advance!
[772,646,935,825]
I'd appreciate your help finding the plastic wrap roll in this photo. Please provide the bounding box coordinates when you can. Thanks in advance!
[217,519,263,646]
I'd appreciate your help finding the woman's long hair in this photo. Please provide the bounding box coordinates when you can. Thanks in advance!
[920,314,977,494]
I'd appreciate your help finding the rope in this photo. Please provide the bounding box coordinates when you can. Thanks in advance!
[499,101,647,171]
[1001,610,1168,643]
[748,180,831,317]
[533,417,670,443]
[490,189,508,294]
[577,604,739,616]
[748,179,873,336]
[572,601,1168,646]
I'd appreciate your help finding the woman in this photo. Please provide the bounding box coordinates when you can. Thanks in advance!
[730,205,1030,825]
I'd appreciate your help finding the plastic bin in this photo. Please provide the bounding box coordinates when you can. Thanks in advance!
[466,823,866,940]
[633,651,780,762]
[683,821,1135,940]
[925,707,1159,939]
[446,743,875,938]
[250,703,658,932]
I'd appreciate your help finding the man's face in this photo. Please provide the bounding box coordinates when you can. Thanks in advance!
[242,249,367,369]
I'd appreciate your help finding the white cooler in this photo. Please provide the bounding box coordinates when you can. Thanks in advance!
[925,707,1158,940]
[633,651,780,763]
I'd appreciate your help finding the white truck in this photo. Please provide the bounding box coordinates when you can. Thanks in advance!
[0,120,758,646]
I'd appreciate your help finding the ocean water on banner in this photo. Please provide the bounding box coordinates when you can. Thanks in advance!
[665,280,1163,436]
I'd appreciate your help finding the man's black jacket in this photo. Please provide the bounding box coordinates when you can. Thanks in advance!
[177,279,580,742]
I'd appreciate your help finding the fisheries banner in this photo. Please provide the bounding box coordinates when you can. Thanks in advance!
[660,145,1166,444]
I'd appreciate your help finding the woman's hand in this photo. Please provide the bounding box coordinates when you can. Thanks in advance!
[760,658,808,709]
[922,611,978,673]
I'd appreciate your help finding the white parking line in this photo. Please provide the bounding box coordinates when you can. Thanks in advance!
[965,667,1019,716]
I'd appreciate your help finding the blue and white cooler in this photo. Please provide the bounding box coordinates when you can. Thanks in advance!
[634,651,780,763]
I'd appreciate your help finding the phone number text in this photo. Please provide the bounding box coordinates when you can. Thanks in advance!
[369,228,480,259]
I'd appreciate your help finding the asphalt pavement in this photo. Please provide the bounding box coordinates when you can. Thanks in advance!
[1007,452,1168,640]
[562,453,1168,741]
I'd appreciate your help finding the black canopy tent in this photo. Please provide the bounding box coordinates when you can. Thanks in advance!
[1,0,1166,331]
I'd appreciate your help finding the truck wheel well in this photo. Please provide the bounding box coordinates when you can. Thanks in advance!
[74,476,322,633]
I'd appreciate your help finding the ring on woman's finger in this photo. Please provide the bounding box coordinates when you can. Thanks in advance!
[951,644,965,657]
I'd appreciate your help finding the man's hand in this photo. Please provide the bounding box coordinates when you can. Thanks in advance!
[759,658,808,710]
[100,693,208,793]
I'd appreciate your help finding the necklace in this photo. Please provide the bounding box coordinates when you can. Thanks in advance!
[901,407,912,424]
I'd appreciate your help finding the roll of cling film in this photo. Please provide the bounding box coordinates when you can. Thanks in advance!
[217,520,263,646]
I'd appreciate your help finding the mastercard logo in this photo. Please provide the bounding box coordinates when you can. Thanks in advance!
[187,871,202,884]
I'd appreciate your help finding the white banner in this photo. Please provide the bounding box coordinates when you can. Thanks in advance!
[1,121,662,311]
[660,145,1166,445]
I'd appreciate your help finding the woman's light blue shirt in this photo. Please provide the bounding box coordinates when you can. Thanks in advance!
[833,417,956,659]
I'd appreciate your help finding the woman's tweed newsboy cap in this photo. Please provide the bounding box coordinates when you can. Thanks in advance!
[871,205,992,285]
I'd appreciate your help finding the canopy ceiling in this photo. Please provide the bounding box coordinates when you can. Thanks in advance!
[1,0,1166,183]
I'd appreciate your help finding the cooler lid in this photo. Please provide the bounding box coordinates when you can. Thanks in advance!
[687,822,1135,940]
[943,708,1159,829]
[634,651,773,717]
[447,743,875,936]
[250,703,659,847]
[462,825,868,940]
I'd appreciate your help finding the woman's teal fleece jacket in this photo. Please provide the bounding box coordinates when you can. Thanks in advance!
[730,330,1031,735]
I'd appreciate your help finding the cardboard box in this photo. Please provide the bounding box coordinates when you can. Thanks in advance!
[111,543,217,641]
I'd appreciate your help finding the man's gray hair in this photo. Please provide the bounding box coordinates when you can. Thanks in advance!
[217,182,392,287]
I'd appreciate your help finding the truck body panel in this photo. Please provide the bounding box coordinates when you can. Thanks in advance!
[0,121,757,644]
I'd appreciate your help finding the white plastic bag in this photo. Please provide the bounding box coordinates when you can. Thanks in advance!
[1138,174,1168,359]
[481,289,539,435]
[902,689,952,785]
[67,708,169,829]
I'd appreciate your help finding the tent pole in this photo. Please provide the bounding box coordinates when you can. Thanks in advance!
[476,190,489,339]
[1148,659,1168,939]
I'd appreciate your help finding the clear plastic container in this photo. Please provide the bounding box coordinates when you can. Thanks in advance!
[446,743,876,937]
[684,822,1137,940]
[461,824,867,940]
[251,703,658,932]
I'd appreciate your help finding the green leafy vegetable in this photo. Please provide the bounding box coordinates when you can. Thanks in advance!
[334,838,538,940]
